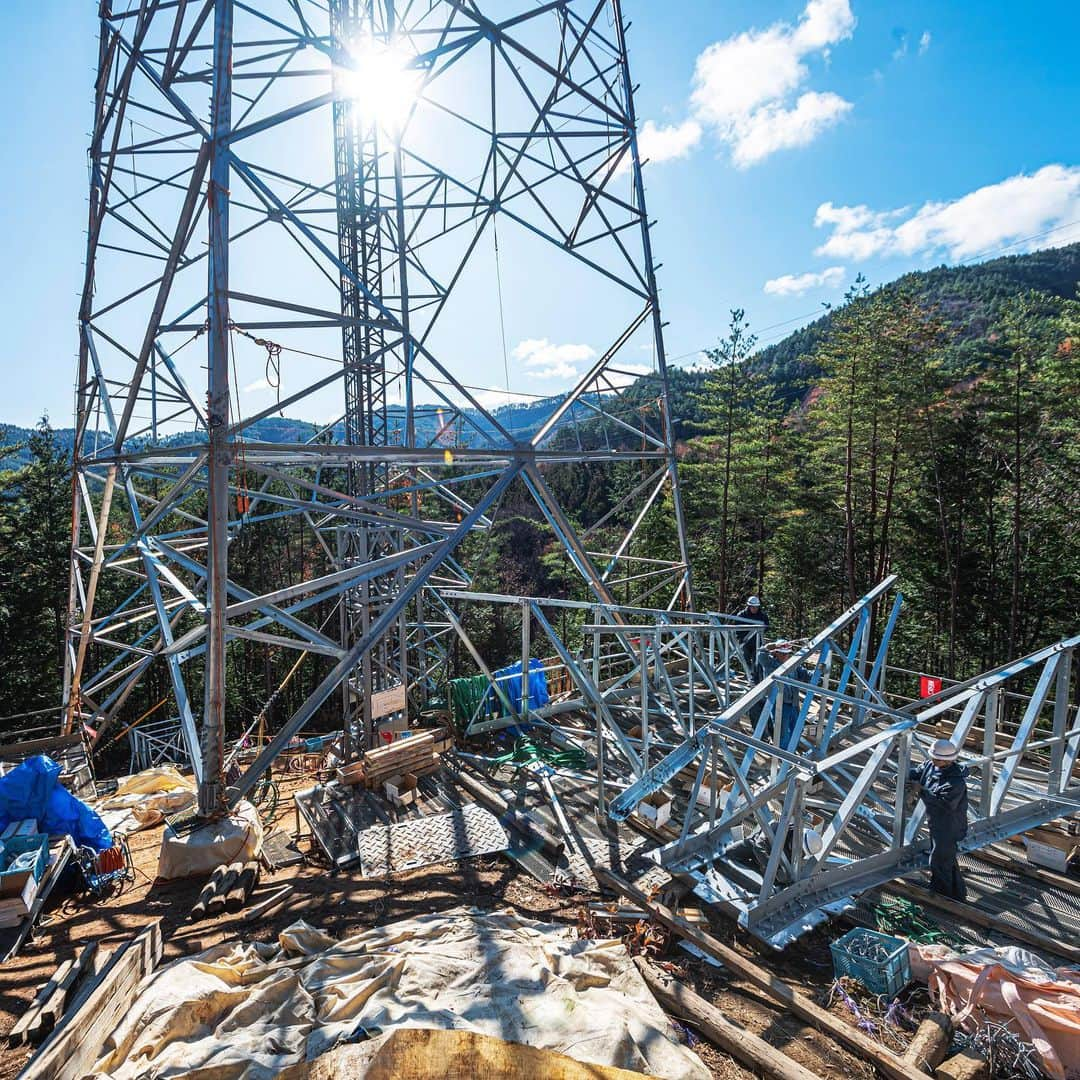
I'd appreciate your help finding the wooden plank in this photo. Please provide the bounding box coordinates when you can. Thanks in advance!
[888,881,1080,964]
[635,957,825,1080]
[596,868,926,1080]
[7,959,75,1047]
[243,883,294,923]
[35,943,101,1042]
[18,920,162,1080]
[3,840,74,962]
[0,733,85,761]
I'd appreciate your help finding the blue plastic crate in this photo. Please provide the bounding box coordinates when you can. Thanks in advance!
[829,927,911,998]
[0,834,48,897]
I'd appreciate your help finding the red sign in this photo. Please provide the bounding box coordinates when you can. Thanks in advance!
[920,675,942,698]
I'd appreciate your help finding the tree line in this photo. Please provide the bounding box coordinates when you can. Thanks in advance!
[678,283,1079,680]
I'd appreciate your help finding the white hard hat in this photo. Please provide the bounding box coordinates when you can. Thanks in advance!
[748,595,761,607]
[803,827,824,857]
[767,639,793,654]
[930,738,959,762]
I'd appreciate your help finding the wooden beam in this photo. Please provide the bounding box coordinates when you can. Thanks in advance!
[7,960,75,1048]
[635,957,825,1080]
[887,881,1080,965]
[595,867,926,1080]
[36,943,101,1040]
[243,883,294,923]
[18,920,162,1080]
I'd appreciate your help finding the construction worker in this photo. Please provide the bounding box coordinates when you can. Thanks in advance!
[735,595,769,678]
[909,739,969,901]
[756,640,811,749]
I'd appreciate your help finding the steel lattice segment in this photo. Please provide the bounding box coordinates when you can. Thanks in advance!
[62,0,691,812]
[604,577,1080,947]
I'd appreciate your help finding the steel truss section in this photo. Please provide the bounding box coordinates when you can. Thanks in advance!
[608,578,1080,947]
[62,0,692,814]
[431,589,759,758]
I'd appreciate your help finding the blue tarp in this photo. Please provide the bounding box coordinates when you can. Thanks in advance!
[487,658,550,716]
[0,755,111,851]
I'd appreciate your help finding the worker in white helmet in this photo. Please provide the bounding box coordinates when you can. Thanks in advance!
[908,739,969,900]
[735,594,769,679]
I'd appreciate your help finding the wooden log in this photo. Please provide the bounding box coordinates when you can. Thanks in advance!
[18,920,162,1080]
[242,883,294,923]
[595,867,927,1080]
[206,863,242,916]
[902,1012,952,1074]
[936,1049,988,1080]
[8,959,75,1048]
[189,863,230,922]
[889,881,1080,964]
[224,861,260,913]
[635,957,825,1080]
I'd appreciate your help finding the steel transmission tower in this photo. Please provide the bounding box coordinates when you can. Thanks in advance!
[63,0,692,815]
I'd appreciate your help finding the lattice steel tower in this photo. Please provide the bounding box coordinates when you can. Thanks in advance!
[63,0,691,815]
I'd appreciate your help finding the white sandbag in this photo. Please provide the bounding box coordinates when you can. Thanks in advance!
[155,799,263,880]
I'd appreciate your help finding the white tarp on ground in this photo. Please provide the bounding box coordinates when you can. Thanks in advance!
[93,910,711,1080]
[94,766,197,836]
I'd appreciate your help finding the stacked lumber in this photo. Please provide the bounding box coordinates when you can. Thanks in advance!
[8,944,100,1048]
[17,922,161,1080]
[189,860,261,921]
[337,729,452,790]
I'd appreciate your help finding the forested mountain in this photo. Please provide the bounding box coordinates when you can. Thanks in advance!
[754,243,1080,401]
[1,244,1077,743]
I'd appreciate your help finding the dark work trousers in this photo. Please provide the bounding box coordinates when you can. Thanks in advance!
[928,831,966,901]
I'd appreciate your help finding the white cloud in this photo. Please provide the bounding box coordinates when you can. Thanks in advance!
[243,378,272,393]
[685,0,855,168]
[470,388,532,411]
[814,165,1080,261]
[512,338,596,380]
[764,265,846,295]
[918,31,932,55]
[730,91,852,167]
[637,119,703,166]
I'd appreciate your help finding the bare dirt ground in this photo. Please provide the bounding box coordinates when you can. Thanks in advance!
[0,774,895,1080]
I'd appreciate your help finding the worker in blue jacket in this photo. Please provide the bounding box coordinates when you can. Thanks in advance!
[909,739,969,900]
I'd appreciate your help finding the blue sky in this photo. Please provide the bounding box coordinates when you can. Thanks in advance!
[2,0,1079,427]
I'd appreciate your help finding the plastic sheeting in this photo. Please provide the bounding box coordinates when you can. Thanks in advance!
[92,910,711,1080]
[95,766,196,837]
[489,658,550,715]
[156,799,263,880]
[914,942,1080,1080]
[0,754,111,851]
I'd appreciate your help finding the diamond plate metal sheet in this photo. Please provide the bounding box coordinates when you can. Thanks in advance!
[357,803,509,877]
[553,834,671,894]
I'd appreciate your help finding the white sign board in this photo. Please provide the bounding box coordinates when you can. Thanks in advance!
[371,684,407,720]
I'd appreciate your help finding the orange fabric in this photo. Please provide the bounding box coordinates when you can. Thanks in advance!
[916,944,1080,1080]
